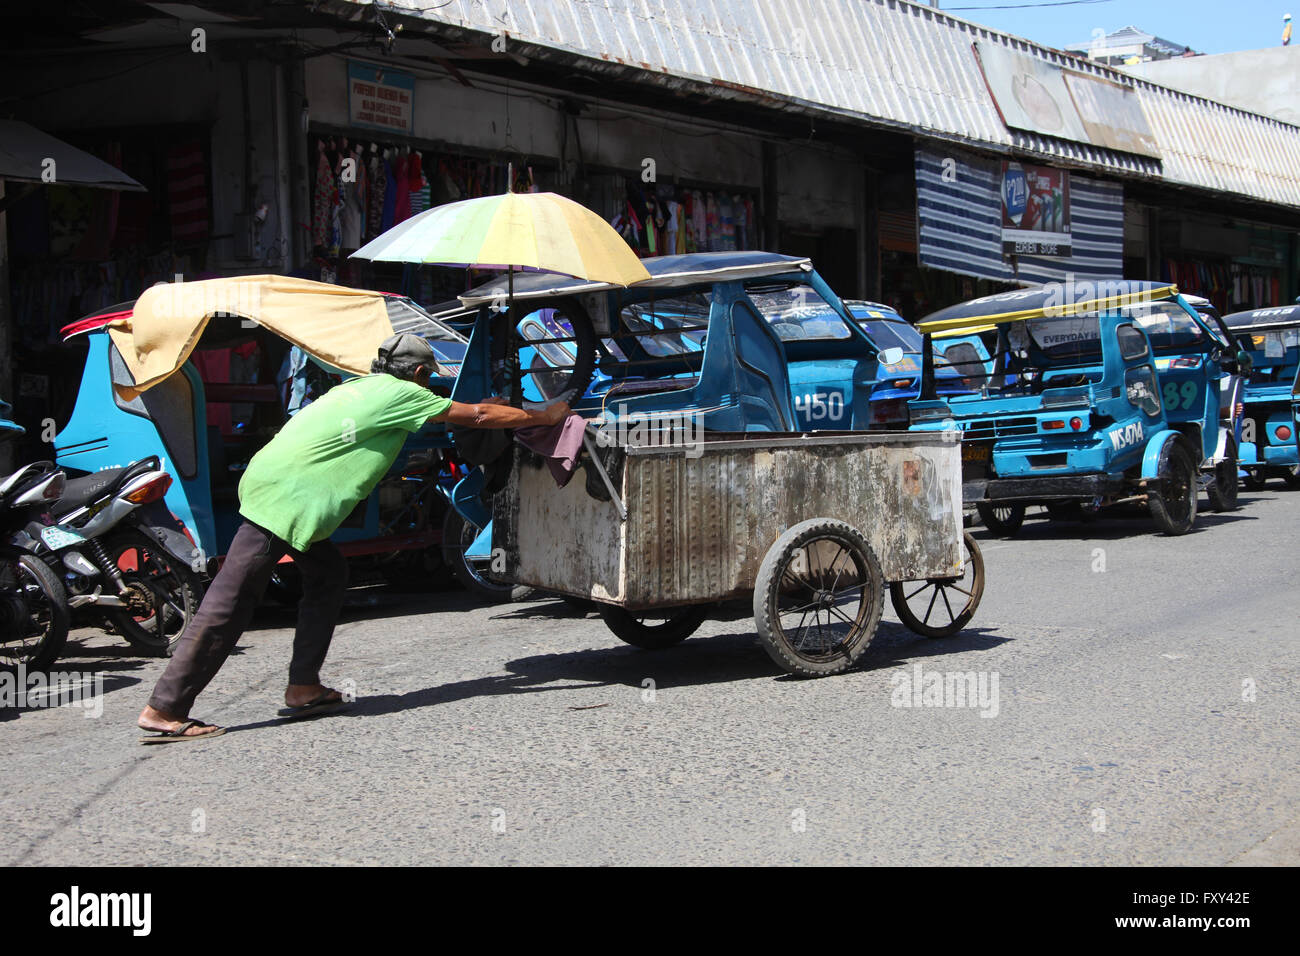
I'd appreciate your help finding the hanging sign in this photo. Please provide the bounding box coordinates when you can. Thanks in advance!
[348,61,414,134]
[1001,161,1072,257]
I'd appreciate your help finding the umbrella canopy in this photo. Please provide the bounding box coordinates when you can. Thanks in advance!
[351,191,650,287]
[0,120,145,191]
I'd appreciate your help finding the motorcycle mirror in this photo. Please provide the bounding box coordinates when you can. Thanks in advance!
[878,347,905,367]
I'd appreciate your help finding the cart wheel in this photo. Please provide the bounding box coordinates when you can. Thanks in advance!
[1284,466,1300,490]
[976,502,1025,537]
[1149,441,1197,536]
[889,531,984,638]
[753,518,884,677]
[599,604,709,649]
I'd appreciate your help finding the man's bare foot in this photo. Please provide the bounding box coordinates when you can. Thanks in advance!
[138,705,222,737]
[284,683,343,708]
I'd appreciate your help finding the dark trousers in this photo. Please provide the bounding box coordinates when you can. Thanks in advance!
[149,520,349,718]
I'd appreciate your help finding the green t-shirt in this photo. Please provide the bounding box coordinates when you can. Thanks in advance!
[239,374,451,552]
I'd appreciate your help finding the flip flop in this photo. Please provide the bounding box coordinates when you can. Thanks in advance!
[139,719,226,745]
[277,692,349,721]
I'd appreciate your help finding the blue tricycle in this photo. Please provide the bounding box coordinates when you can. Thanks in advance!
[908,282,1242,536]
[1222,304,1300,489]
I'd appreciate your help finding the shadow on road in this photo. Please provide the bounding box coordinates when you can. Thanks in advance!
[215,615,1011,734]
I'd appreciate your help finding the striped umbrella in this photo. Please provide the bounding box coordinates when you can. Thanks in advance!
[351,190,649,286]
[352,191,648,401]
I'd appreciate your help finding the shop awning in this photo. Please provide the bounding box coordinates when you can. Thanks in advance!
[0,120,145,192]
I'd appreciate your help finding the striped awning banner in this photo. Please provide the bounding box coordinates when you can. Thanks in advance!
[915,147,1124,286]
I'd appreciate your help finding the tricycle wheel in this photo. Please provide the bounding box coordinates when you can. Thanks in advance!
[753,518,883,677]
[599,604,708,649]
[442,508,533,602]
[1206,441,1239,512]
[1284,466,1300,489]
[889,531,984,639]
[1149,441,1197,535]
[976,502,1025,537]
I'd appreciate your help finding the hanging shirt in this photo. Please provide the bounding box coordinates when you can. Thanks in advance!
[381,158,398,231]
[366,155,386,243]
[312,150,336,249]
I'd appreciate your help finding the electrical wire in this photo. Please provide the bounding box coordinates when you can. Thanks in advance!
[947,0,1114,9]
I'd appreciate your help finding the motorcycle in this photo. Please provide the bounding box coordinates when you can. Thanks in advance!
[1,461,71,671]
[22,456,206,657]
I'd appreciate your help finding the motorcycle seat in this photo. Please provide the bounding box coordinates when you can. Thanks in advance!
[50,457,160,518]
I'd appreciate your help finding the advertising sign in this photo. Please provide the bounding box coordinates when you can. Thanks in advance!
[974,42,1089,142]
[1063,72,1159,158]
[347,61,414,134]
[1001,161,1071,257]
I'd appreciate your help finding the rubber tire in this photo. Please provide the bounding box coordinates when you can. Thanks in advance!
[1283,466,1300,489]
[753,518,884,677]
[976,502,1026,537]
[493,295,599,405]
[889,531,985,638]
[1241,471,1266,491]
[103,531,203,657]
[441,508,533,603]
[599,603,708,649]
[0,549,70,672]
[1206,440,1239,512]
[1149,441,1198,536]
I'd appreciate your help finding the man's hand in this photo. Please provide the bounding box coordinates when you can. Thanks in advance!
[540,401,571,426]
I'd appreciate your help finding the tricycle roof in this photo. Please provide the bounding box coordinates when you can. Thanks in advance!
[61,276,466,396]
[917,281,1179,335]
[1222,303,1300,332]
[458,251,812,306]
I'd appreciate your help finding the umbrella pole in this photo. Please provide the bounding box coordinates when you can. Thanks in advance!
[507,265,522,406]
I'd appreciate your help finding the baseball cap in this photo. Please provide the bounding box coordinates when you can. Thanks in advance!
[377,332,438,369]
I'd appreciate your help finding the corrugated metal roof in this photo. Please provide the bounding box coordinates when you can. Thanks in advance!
[352,0,1300,209]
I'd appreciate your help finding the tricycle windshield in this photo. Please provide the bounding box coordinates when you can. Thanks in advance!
[862,318,923,354]
[747,283,854,341]
[1128,302,1210,353]
[1023,315,1103,362]
[1022,300,1204,363]
[618,294,710,357]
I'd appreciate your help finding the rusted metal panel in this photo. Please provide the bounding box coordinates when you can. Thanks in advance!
[493,432,962,610]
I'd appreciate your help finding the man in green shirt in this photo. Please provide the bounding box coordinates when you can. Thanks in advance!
[138,333,568,742]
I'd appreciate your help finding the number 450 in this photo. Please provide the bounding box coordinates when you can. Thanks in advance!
[795,391,845,421]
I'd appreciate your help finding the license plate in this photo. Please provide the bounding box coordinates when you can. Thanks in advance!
[40,526,86,550]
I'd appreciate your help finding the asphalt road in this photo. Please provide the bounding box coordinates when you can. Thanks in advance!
[3,485,1299,866]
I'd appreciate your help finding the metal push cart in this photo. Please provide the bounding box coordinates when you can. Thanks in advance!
[492,430,984,676]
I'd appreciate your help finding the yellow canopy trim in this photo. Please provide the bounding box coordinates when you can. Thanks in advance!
[918,285,1180,336]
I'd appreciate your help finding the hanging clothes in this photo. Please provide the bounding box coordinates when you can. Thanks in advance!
[167,139,209,245]
[365,151,386,243]
[381,155,398,232]
[312,146,335,249]
[391,152,412,226]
